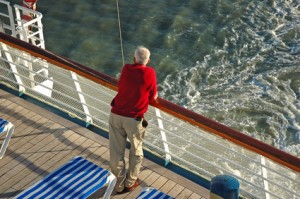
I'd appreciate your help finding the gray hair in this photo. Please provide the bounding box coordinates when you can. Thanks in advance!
[134,46,151,65]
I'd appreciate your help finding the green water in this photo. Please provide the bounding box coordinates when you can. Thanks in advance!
[8,0,300,156]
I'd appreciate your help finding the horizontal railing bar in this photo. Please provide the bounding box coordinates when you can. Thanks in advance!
[41,64,115,97]
[0,56,111,116]
[156,98,300,173]
[0,13,9,17]
[146,114,300,185]
[0,74,109,127]
[145,131,299,197]
[144,140,269,199]
[7,51,115,98]
[144,141,215,178]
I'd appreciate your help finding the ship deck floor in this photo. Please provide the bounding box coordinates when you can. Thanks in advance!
[0,89,209,199]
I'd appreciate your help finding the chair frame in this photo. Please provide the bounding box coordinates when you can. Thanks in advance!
[0,118,14,159]
[136,187,175,199]
[14,156,116,199]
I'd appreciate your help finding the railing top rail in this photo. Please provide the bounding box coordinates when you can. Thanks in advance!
[0,0,10,5]
[0,32,299,173]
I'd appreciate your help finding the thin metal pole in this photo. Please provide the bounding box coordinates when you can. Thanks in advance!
[116,0,124,66]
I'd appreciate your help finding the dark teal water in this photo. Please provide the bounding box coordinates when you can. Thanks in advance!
[10,0,300,156]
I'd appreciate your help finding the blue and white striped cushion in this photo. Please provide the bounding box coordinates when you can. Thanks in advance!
[0,118,8,133]
[136,187,175,199]
[15,156,109,199]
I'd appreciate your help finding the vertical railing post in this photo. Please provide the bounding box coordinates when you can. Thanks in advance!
[36,15,45,49]
[0,0,16,36]
[71,72,92,126]
[261,156,270,199]
[14,5,28,42]
[7,2,16,37]
[0,20,4,33]
[155,108,171,166]
[0,43,26,93]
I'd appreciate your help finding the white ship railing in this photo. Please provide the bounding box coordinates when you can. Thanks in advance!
[0,1,299,199]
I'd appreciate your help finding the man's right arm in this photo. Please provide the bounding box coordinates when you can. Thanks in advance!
[149,68,158,102]
[154,92,158,100]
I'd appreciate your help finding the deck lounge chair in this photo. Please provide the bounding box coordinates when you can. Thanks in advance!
[0,118,14,159]
[14,156,116,199]
[136,187,175,199]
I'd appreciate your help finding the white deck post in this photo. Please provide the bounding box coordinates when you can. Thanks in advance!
[0,43,26,93]
[155,108,171,165]
[261,156,270,199]
[71,71,92,126]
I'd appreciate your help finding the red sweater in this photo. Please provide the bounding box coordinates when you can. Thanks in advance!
[111,63,157,118]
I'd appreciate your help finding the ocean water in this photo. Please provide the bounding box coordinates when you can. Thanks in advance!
[10,0,300,156]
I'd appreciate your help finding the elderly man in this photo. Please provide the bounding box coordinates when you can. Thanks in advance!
[109,46,158,193]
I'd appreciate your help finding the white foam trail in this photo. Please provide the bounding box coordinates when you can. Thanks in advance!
[159,0,300,156]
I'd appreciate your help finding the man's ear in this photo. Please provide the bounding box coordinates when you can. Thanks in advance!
[147,58,151,64]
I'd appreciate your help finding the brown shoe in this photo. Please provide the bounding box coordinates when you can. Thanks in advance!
[124,178,141,192]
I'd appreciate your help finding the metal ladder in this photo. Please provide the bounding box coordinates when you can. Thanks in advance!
[0,0,52,96]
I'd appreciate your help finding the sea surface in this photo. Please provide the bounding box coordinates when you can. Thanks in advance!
[10,0,300,157]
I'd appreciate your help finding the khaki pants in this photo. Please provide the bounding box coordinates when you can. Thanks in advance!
[109,112,145,191]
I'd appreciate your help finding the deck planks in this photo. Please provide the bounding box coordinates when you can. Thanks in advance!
[0,89,209,199]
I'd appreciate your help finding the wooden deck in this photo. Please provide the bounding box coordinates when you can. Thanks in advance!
[0,89,209,199]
